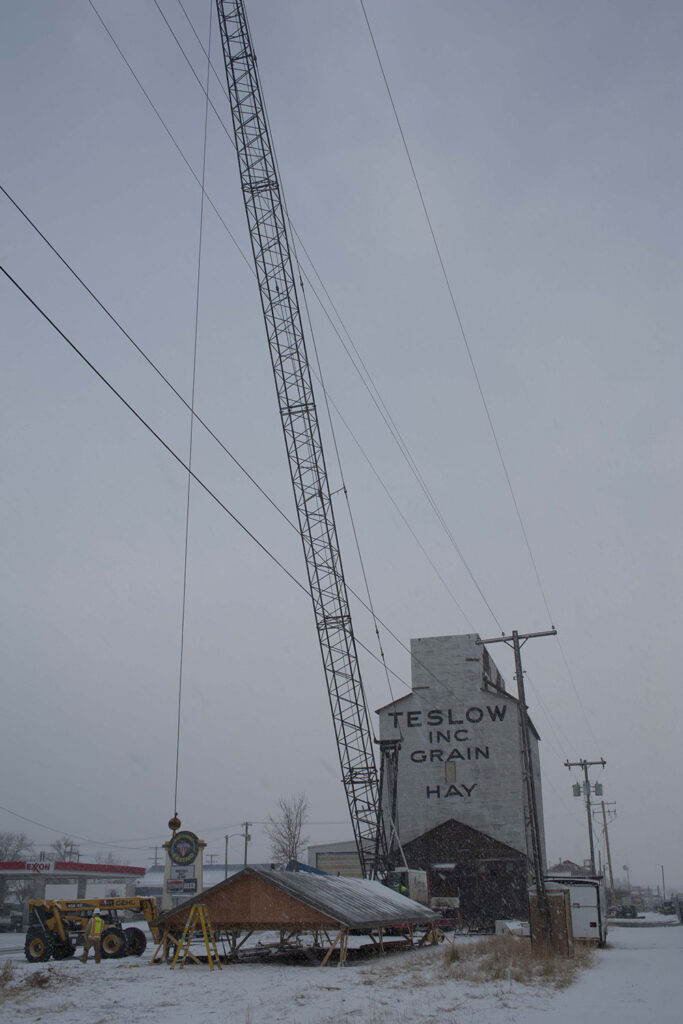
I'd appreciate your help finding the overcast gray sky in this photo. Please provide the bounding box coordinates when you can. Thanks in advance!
[1,0,681,889]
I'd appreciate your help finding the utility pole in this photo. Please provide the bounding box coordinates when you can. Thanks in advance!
[151,846,160,867]
[207,854,218,865]
[242,822,251,867]
[599,800,616,905]
[565,758,606,875]
[478,629,556,936]
[661,865,666,901]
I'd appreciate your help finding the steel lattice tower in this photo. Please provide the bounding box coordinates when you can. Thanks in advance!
[215,0,386,878]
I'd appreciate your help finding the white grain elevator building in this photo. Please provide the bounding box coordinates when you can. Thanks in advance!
[377,633,547,925]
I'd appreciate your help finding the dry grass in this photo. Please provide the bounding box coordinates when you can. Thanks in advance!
[0,961,17,990]
[442,933,593,989]
[0,964,78,1000]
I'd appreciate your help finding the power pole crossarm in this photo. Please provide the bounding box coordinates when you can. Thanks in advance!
[566,758,606,876]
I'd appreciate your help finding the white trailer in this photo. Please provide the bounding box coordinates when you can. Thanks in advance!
[544,875,608,946]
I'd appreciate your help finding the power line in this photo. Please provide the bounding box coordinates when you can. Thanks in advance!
[6,10,594,763]
[85,0,487,646]
[171,0,486,629]
[358,0,604,748]
[358,0,549,624]
[1,262,310,598]
[147,0,502,632]
[0,262,443,706]
[1,184,561,759]
[0,183,476,715]
[58,5,502,675]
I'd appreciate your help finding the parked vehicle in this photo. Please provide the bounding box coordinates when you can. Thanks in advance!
[0,907,22,932]
[609,903,638,918]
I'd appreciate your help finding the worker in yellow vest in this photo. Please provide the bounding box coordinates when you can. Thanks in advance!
[81,909,104,963]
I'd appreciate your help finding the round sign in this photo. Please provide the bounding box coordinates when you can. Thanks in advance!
[168,830,200,866]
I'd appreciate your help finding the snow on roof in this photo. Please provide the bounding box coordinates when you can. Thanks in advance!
[252,869,437,928]
[156,866,437,930]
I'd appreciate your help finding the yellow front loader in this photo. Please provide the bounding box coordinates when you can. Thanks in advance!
[24,896,160,963]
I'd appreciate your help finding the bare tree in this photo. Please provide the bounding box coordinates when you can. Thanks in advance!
[0,832,33,905]
[95,851,121,865]
[51,836,79,861]
[265,794,309,867]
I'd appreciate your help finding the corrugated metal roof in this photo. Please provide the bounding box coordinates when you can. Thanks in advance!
[155,867,437,930]
[251,869,437,928]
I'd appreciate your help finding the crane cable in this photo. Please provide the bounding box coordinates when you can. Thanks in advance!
[173,0,213,819]
[88,0,494,640]
[299,269,398,717]
[7,8,588,752]
[244,6,399,720]
[149,0,502,634]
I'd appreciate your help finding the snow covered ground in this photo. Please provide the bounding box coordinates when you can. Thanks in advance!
[1,923,681,1023]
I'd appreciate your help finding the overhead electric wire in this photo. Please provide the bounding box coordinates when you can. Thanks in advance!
[1,263,454,710]
[87,1,252,275]
[300,267,397,710]
[1,49,562,746]
[358,0,603,746]
[7,9,583,757]
[3,36,577,766]
[0,801,161,851]
[86,0,479,635]
[4,257,580,795]
[145,0,503,634]
[167,0,495,632]
[357,0,554,618]
[1,264,310,600]
[0,183,475,718]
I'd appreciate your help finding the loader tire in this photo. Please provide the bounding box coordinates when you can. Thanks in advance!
[124,927,147,957]
[25,928,54,963]
[101,926,127,959]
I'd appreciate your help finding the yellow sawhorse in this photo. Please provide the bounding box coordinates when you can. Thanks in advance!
[170,904,222,970]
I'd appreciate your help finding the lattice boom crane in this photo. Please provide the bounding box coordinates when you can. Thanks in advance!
[215,0,387,878]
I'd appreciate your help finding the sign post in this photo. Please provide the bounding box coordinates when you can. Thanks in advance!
[161,828,206,911]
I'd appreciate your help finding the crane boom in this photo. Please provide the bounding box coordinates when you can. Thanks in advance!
[215,0,387,878]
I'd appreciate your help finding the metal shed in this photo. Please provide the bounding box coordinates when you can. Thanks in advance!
[152,867,438,965]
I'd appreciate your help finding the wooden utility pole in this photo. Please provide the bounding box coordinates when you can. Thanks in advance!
[242,822,251,867]
[600,800,616,904]
[565,758,606,875]
[477,628,556,935]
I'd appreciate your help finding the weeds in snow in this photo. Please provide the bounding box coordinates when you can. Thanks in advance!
[442,934,593,989]
[0,961,17,990]
[0,964,78,1000]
